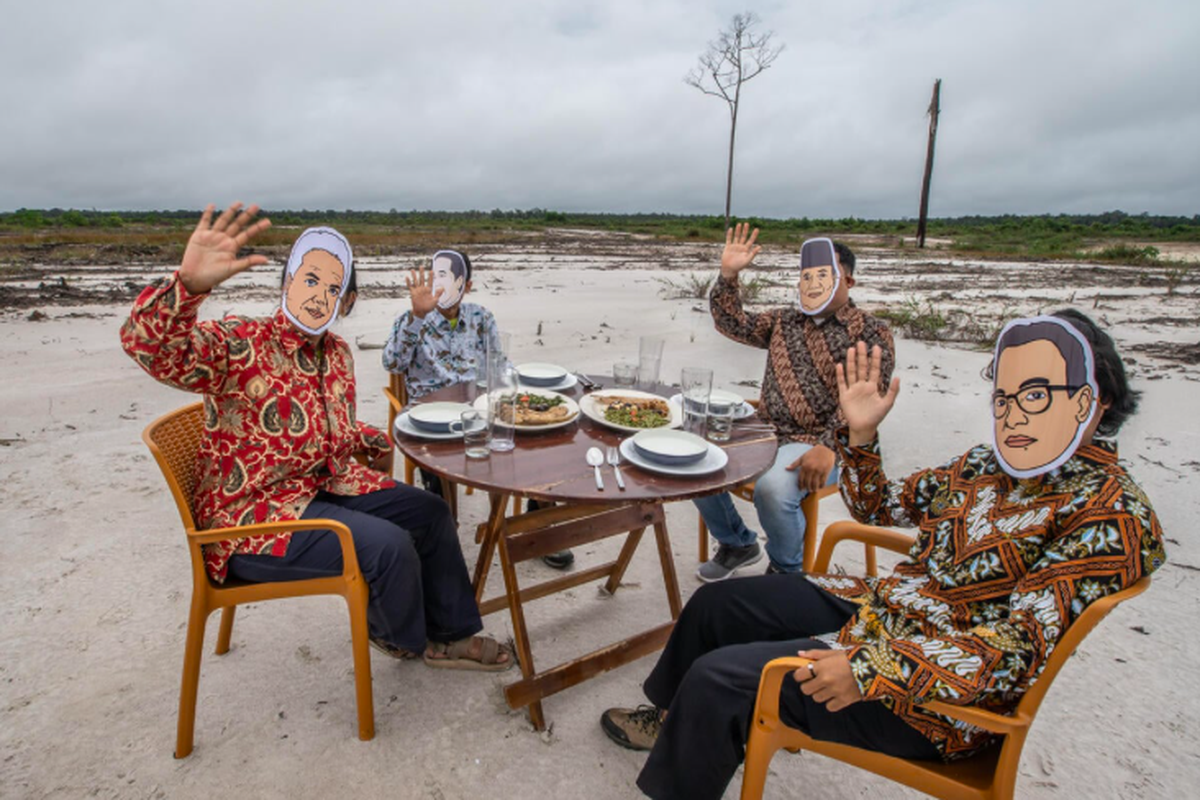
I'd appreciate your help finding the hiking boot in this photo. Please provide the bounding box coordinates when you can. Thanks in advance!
[696,542,763,583]
[601,705,663,751]
[542,549,575,569]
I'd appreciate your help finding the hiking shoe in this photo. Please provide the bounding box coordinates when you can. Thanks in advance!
[542,549,575,570]
[696,542,763,583]
[601,705,663,751]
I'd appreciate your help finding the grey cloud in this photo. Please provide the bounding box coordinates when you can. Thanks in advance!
[1,0,1196,216]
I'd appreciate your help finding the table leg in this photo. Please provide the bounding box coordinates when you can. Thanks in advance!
[497,531,545,730]
[473,492,509,603]
[654,517,683,619]
[603,526,646,595]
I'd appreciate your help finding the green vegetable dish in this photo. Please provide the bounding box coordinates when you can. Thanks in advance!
[603,401,670,429]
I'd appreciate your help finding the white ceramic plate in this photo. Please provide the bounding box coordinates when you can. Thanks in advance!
[619,437,729,476]
[516,371,578,392]
[669,392,756,421]
[515,362,570,387]
[579,389,682,433]
[407,401,476,432]
[472,390,580,431]
[631,429,709,465]
[394,412,464,441]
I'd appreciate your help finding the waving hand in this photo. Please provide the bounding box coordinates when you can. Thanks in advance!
[179,202,272,295]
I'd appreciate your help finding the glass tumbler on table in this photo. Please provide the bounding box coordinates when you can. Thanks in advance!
[680,366,713,435]
[638,336,665,390]
[612,361,638,388]
[705,399,736,443]
[450,410,490,459]
[487,360,518,452]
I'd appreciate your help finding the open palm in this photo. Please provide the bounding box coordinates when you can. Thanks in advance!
[179,203,272,295]
[836,341,901,443]
[720,222,761,278]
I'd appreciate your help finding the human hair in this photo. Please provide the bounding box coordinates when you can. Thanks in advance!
[832,241,855,275]
[279,256,357,315]
[986,309,1138,436]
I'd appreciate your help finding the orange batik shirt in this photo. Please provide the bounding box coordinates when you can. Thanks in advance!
[807,432,1166,759]
[121,272,394,583]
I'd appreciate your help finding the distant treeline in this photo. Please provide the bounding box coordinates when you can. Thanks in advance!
[3,207,1198,240]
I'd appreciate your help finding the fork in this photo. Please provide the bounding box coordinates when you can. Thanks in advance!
[606,445,626,491]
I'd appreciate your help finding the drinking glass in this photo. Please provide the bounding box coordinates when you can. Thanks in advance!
[680,367,713,435]
[487,361,518,452]
[638,336,665,390]
[706,399,736,442]
[449,410,490,458]
[477,330,512,391]
[612,361,638,388]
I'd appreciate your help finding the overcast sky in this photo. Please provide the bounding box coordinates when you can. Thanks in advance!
[3,1,1197,218]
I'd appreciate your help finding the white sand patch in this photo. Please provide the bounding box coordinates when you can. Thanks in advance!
[2,242,1198,798]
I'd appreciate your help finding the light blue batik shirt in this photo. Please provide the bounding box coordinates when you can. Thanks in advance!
[382,302,508,400]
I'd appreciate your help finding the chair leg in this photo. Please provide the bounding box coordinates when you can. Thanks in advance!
[739,727,787,800]
[404,456,415,486]
[215,605,236,655]
[346,581,375,742]
[175,597,210,759]
[698,517,709,563]
[800,493,820,573]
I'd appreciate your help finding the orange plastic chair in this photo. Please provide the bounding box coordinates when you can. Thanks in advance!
[740,519,1153,800]
[142,403,374,758]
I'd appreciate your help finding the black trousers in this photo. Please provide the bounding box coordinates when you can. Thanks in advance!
[637,574,940,800]
[227,483,483,654]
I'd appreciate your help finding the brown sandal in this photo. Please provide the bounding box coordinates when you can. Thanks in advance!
[423,635,514,672]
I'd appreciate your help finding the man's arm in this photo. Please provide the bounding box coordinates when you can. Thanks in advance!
[709,223,777,349]
[381,310,422,374]
[840,485,1165,708]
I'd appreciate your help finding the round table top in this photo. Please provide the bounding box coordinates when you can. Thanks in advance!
[392,379,778,504]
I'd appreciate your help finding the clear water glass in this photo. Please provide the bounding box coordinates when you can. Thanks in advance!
[450,410,490,459]
[706,400,735,442]
[612,361,638,387]
[681,366,713,435]
[487,362,518,452]
[638,336,665,390]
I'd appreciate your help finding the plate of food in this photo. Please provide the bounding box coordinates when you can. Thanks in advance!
[579,389,682,433]
[619,435,728,477]
[472,389,580,431]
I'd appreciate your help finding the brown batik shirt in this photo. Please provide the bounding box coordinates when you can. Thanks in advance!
[709,275,895,447]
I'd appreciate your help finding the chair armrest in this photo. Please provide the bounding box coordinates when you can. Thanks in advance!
[382,386,404,414]
[753,657,814,729]
[919,699,1028,736]
[811,521,915,573]
[187,519,361,579]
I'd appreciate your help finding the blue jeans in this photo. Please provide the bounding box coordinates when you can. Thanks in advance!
[693,442,838,572]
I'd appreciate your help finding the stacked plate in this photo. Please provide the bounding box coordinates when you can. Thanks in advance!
[516,362,569,387]
[632,429,709,466]
[407,402,474,433]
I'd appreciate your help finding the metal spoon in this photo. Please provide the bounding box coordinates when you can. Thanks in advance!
[586,446,606,491]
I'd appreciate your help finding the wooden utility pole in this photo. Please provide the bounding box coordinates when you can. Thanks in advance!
[916,79,941,248]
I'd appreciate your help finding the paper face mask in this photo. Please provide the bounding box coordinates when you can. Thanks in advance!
[991,316,1098,479]
[281,227,353,336]
[431,249,470,310]
[798,238,841,315]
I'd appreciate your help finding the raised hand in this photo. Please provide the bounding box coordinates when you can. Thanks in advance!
[720,222,761,279]
[836,341,901,446]
[178,203,272,295]
[405,266,444,319]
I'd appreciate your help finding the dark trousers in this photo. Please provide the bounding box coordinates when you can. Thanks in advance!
[637,575,940,800]
[227,483,482,654]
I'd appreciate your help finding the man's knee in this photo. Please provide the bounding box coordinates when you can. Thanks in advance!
[357,525,419,580]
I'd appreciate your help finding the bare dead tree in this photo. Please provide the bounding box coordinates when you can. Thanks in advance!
[916,79,942,248]
[685,12,784,230]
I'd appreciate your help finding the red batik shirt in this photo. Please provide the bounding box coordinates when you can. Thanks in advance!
[121,272,394,583]
[808,433,1166,759]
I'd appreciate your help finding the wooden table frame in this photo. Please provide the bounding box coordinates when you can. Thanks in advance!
[392,380,776,729]
[473,497,680,730]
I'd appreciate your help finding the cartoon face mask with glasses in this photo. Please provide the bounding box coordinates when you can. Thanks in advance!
[990,316,1098,479]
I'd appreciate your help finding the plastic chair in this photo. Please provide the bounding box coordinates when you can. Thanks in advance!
[740,519,1153,800]
[142,403,374,758]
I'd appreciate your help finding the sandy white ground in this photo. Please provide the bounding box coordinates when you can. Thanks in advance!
[2,242,1198,799]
